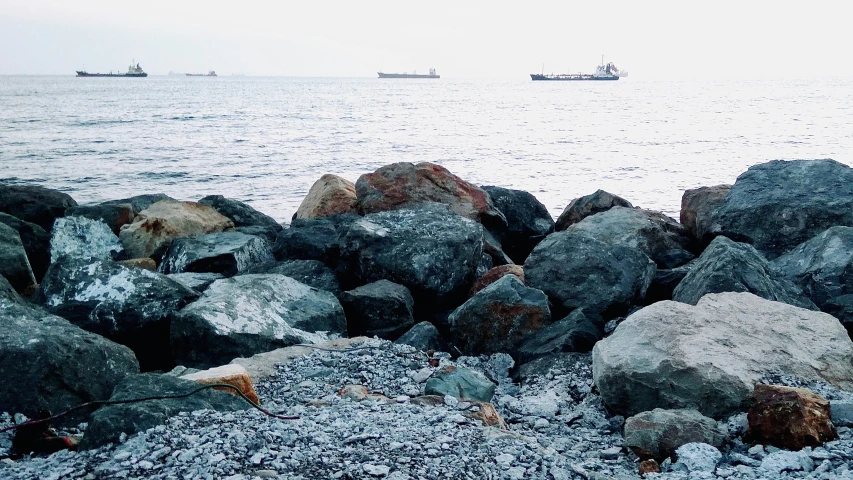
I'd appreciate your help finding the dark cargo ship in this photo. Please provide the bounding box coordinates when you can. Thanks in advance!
[76,63,148,77]
[378,68,440,79]
[531,58,627,81]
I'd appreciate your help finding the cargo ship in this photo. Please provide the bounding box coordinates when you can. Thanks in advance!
[76,62,148,77]
[378,68,439,79]
[187,70,217,77]
[531,57,627,81]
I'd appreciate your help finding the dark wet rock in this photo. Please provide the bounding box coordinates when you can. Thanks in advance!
[0,299,139,426]
[245,259,341,296]
[826,295,853,334]
[102,193,175,216]
[680,185,730,244]
[171,274,346,368]
[623,408,725,462]
[273,213,360,266]
[0,222,36,291]
[198,195,282,233]
[709,159,853,259]
[481,186,554,263]
[394,321,449,352]
[66,203,134,235]
[470,264,525,297]
[159,231,273,277]
[340,280,415,339]
[36,258,199,371]
[673,236,816,310]
[0,212,50,281]
[567,207,695,269]
[424,365,496,402]
[516,309,603,363]
[235,225,279,244]
[79,373,249,449]
[524,230,656,318]
[482,228,513,266]
[0,275,22,303]
[745,384,837,450]
[49,216,123,264]
[340,204,483,310]
[166,272,224,293]
[476,253,493,278]
[555,189,633,231]
[644,262,695,304]
[0,184,77,232]
[449,275,551,357]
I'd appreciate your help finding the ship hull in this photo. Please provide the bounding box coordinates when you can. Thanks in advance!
[378,73,440,79]
[76,72,148,77]
[186,74,217,77]
[530,74,618,81]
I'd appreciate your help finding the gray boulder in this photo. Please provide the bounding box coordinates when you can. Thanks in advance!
[673,443,722,474]
[555,189,633,231]
[0,184,77,232]
[524,230,656,318]
[449,275,551,357]
[199,195,282,242]
[171,274,346,368]
[66,203,134,235]
[102,193,175,216]
[709,159,853,259]
[49,216,123,264]
[516,309,603,363]
[424,365,496,402]
[680,185,730,243]
[273,213,360,266]
[36,258,199,371]
[623,408,725,462]
[340,280,415,339]
[481,186,555,263]
[340,204,483,309]
[0,299,139,425]
[567,206,695,268]
[159,231,273,277]
[673,236,815,309]
[245,259,341,296]
[0,222,35,291]
[79,373,248,449]
[0,212,50,281]
[394,321,448,352]
[592,292,853,418]
[166,272,224,293]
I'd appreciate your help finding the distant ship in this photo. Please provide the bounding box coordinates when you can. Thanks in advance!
[378,68,440,79]
[187,70,217,77]
[76,62,148,78]
[531,57,628,81]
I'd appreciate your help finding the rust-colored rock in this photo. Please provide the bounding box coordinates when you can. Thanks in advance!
[639,459,661,476]
[119,200,234,260]
[680,184,730,242]
[338,384,388,402]
[745,383,837,450]
[180,364,260,405]
[118,257,157,271]
[295,174,358,219]
[467,402,507,429]
[355,162,506,228]
[470,264,525,296]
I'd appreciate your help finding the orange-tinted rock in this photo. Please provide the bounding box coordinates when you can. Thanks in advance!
[180,364,260,405]
[745,383,837,450]
[337,384,388,402]
[118,257,157,271]
[295,174,358,219]
[470,264,525,296]
[639,459,661,476]
[355,162,506,228]
[467,402,507,429]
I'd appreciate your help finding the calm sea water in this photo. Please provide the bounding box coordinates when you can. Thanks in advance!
[2,76,852,222]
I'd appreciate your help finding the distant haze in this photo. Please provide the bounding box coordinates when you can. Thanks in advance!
[1,0,849,78]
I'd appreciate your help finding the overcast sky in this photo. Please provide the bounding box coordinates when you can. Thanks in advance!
[1,0,849,78]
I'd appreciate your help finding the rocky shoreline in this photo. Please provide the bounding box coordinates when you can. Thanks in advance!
[3,159,853,479]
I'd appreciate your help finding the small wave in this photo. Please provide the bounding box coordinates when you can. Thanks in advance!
[137,171,191,179]
[73,119,137,127]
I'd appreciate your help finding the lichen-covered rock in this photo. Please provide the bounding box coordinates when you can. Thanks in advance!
[424,365,496,402]
[355,162,506,229]
[516,309,603,363]
[171,274,346,368]
[470,264,525,297]
[0,212,50,281]
[273,213,360,266]
[0,299,139,425]
[159,231,273,277]
[623,409,725,462]
[0,184,77,232]
[481,186,554,263]
[245,259,341,296]
[524,230,656,318]
[36,258,199,371]
[66,203,134,235]
[295,174,358,219]
[49,216,123,264]
[166,272,224,292]
[102,193,175,216]
[680,184,730,243]
[555,190,633,231]
[394,321,448,352]
[0,222,36,291]
[340,280,415,339]
[198,195,282,234]
[119,200,235,260]
[673,236,815,310]
[745,384,837,450]
[593,292,853,418]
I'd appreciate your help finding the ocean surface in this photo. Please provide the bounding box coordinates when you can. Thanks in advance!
[2,75,852,222]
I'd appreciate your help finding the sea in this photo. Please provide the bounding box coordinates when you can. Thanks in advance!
[2,75,852,223]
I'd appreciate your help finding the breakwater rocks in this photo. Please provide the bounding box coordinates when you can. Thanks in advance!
[4,159,853,479]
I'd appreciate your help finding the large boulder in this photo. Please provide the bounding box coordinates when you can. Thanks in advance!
[555,190,633,231]
[568,207,695,269]
[0,213,50,281]
[273,213,360,266]
[198,195,282,237]
[672,236,815,309]
[245,259,341,296]
[340,204,483,309]
[355,162,506,229]
[394,321,448,352]
[49,216,123,264]
[102,193,175,216]
[623,409,726,462]
[524,230,656,318]
[481,186,554,263]
[295,174,358,219]
[36,258,199,371]
[449,275,551,357]
[515,309,603,363]
[0,222,36,291]
[158,231,273,277]
[0,300,139,425]
[680,185,730,243]
[592,292,853,418]
[118,200,234,260]
[709,159,853,259]
[339,280,415,339]
[0,184,77,232]
[171,274,346,368]
[79,373,248,449]
[65,203,134,235]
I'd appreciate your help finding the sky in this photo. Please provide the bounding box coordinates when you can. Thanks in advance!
[0,0,849,79]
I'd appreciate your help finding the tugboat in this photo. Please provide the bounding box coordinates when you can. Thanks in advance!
[186,70,217,77]
[531,57,627,81]
[378,68,440,79]
[76,62,148,77]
